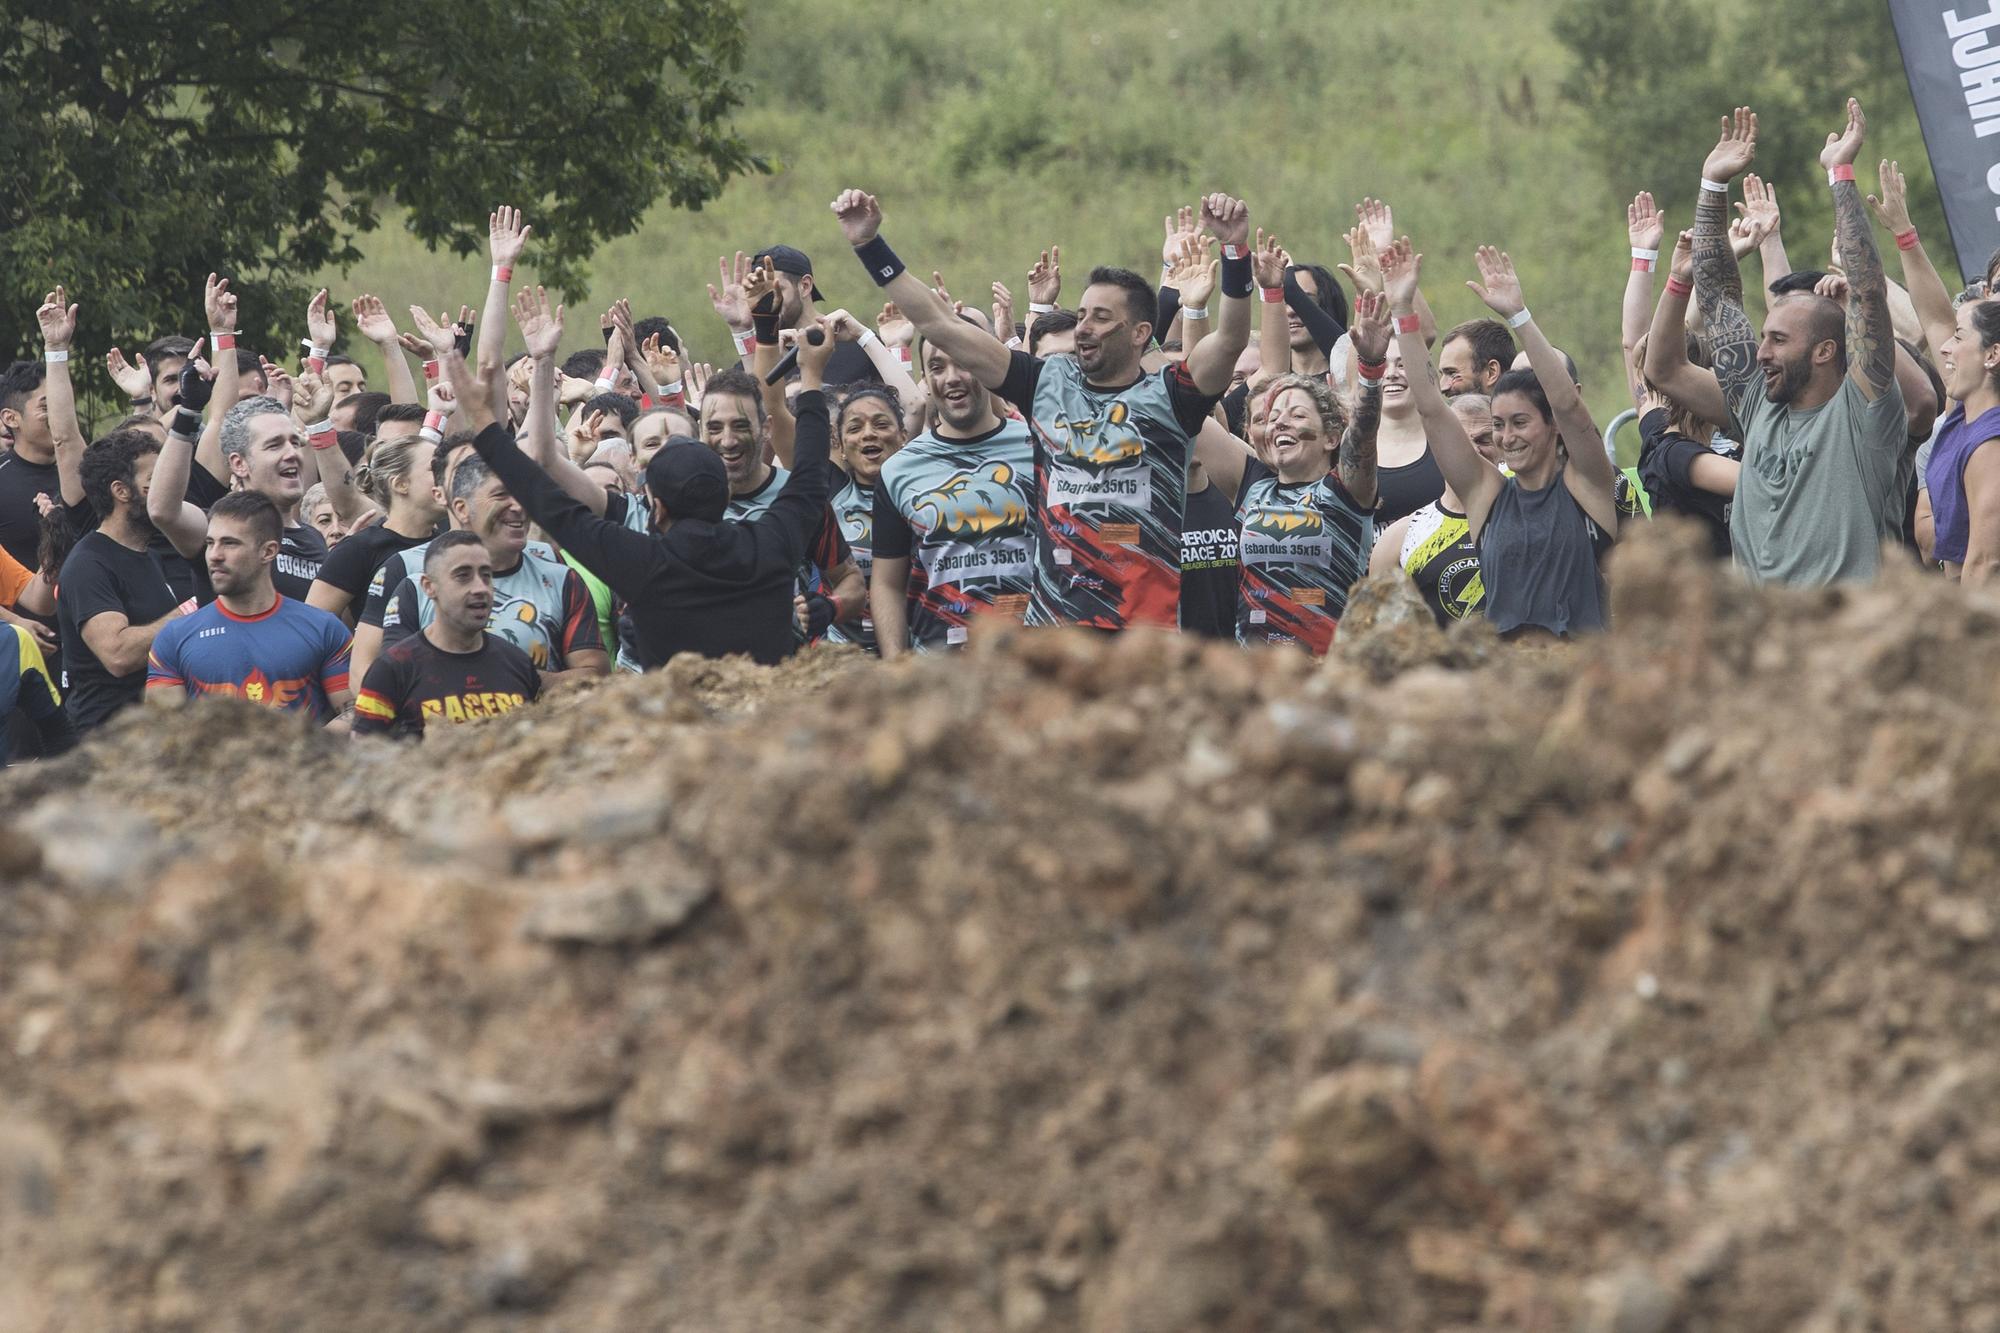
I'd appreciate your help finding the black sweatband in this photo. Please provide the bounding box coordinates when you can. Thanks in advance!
[169,407,203,439]
[1220,251,1253,300]
[854,234,906,287]
[751,309,781,347]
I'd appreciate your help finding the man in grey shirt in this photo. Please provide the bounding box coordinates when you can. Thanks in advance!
[1646,100,1905,585]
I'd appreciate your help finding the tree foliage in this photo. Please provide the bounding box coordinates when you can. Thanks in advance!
[1553,0,1962,281]
[0,0,761,374]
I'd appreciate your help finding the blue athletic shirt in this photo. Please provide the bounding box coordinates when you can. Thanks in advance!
[146,596,353,720]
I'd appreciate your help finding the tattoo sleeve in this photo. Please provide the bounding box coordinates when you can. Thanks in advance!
[1692,187,1759,423]
[1340,382,1381,505]
[1832,180,1895,399]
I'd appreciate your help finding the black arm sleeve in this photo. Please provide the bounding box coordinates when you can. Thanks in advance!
[1157,281,1181,339]
[873,484,914,560]
[753,390,835,575]
[1283,267,1346,358]
[467,422,664,605]
[994,349,1046,419]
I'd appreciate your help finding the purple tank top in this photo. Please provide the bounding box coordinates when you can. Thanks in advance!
[1926,404,2000,565]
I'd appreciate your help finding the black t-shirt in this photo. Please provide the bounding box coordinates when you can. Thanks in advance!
[150,531,214,608]
[1636,408,1734,560]
[1179,479,1239,638]
[314,522,428,604]
[56,531,183,732]
[1374,447,1446,531]
[352,631,541,739]
[0,451,89,568]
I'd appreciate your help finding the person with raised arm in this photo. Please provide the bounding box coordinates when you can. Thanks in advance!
[445,321,838,668]
[1632,228,1741,559]
[1383,237,1615,637]
[1370,393,1493,626]
[831,186,1251,631]
[1647,102,1906,585]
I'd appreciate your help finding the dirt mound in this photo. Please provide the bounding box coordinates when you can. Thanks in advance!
[6,522,2000,1332]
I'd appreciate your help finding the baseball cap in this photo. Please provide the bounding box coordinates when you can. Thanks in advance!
[752,245,825,300]
[643,438,729,523]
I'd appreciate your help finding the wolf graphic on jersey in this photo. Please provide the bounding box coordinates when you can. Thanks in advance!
[911,462,1030,538]
[1234,468,1375,655]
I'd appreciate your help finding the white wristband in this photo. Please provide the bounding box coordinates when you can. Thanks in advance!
[1181,305,1210,321]
[658,379,684,398]
[43,349,68,364]
[1006,336,1023,350]
[1699,177,1728,195]
[1630,247,1659,262]
[858,328,880,349]
[731,329,754,356]
[1028,301,1055,315]
[1506,308,1532,330]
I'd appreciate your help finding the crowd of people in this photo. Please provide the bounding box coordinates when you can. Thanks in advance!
[1,97,1996,753]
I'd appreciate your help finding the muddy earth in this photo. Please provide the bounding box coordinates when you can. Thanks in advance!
[4,522,1999,1332]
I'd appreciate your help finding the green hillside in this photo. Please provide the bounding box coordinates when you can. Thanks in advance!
[319,0,1949,441]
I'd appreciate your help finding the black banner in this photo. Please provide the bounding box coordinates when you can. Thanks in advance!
[1888,0,2000,285]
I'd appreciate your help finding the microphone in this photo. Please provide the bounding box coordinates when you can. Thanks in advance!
[762,326,826,385]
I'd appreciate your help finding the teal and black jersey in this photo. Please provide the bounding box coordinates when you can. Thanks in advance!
[824,478,878,653]
[1234,461,1376,655]
[363,539,601,671]
[995,351,1220,630]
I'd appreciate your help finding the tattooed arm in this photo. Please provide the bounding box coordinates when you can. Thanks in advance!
[1338,289,1387,509]
[1692,107,1762,429]
[1823,100,1896,403]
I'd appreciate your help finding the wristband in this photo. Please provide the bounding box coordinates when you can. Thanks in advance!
[1665,276,1693,299]
[594,372,618,391]
[1181,305,1209,321]
[491,265,512,283]
[1631,258,1655,273]
[896,346,912,365]
[858,328,881,350]
[1219,251,1253,300]
[1895,229,1920,252]
[175,598,199,618]
[751,308,781,347]
[1355,358,1386,382]
[210,332,236,353]
[303,341,328,376]
[1699,177,1728,195]
[418,427,444,446]
[731,329,755,357]
[853,234,907,287]
[1630,247,1660,262]
[1506,308,1533,330]
[1028,301,1055,315]
[305,419,338,450]
[43,349,67,364]
[658,379,685,403]
[1006,336,1023,349]
[1260,287,1285,304]
[1394,312,1421,335]
[1828,164,1855,185]
[130,394,154,407]
[422,359,440,383]
[170,407,204,439]
[423,410,447,435]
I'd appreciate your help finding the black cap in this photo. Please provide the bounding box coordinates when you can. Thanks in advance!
[643,438,729,524]
[752,245,823,300]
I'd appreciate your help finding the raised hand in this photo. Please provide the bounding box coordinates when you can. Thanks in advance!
[742,256,781,318]
[1199,192,1250,252]
[1728,215,1770,260]
[293,369,333,422]
[1338,223,1383,294]
[876,302,914,349]
[822,309,866,342]
[35,286,77,350]
[602,313,630,386]
[1250,228,1286,291]
[407,306,456,358]
[1466,245,1525,319]
[300,288,333,352]
[1866,159,1912,234]
[830,189,883,247]
[708,251,755,332]
[1170,233,1219,309]
[512,286,564,360]
[1736,174,1781,239]
[1820,97,1866,171]
[177,357,217,414]
[1700,106,1758,184]
[1028,246,1062,305]
[1355,197,1395,254]
[437,346,499,436]
[106,348,152,399]
[684,361,715,413]
[452,305,475,356]
[490,204,532,268]
[1381,237,1423,313]
[990,281,1014,339]
[206,273,239,333]
[1161,206,1201,266]
[1814,271,1851,305]
[1669,228,1695,284]
[263,359,294,410]
[351,294,397,345]
[641,332,679,384]
[1349,287,1391,366]
[1627,192,1665,252]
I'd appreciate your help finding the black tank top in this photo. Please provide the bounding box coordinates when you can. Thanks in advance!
[1374,447,1446,531]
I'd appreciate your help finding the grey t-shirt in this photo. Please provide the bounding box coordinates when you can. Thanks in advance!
[1727,374,1905,585]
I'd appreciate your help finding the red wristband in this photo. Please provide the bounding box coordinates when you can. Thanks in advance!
[1355,359,1386,381]
[422,360,440,382]
[1260,286,1285,304]
[1828,163,1856,184]
[1631,257,1654,273]
[1394,313,1421,335]
[1665,276,1693,299]
[423,410,446,434]
[209,332,236,353]
[306,356,326,375]
[1895,229,1920,251]
[492,265,513,283]
[305,420,337,450]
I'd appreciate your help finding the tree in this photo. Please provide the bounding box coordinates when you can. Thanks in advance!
[0,0,762,393]
[1553,0,1961,283]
